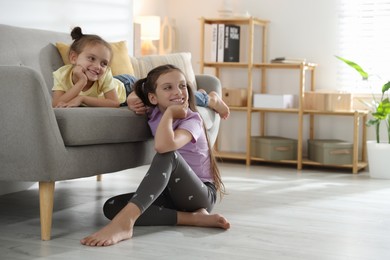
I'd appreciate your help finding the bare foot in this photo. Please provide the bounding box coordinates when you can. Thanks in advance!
[208,91,230,119]
[178,208,231,230]
[80,203,140,247]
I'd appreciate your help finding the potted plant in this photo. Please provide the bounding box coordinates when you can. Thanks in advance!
[336,56,390,179]
[336,56,390,178]
[336,56,390,143]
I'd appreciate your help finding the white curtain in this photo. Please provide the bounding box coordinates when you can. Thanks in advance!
[337,0,390,93]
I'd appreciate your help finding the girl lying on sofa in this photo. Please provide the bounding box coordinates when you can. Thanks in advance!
[51,27,230,119]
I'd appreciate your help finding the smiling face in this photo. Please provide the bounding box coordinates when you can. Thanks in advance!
[69,43,111,82]
[148,70,188,111]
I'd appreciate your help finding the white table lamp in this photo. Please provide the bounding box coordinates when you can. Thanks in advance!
[135,16,161,56]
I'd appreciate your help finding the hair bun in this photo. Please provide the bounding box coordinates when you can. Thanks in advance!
[70,26,83,41]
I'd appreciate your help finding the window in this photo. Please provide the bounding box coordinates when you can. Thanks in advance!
[338,0,390,93]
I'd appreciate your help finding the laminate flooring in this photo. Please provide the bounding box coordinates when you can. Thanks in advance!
[1,162,390,260]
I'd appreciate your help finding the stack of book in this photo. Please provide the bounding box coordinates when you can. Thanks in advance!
[270,57,307,64]
[211,24,240,62]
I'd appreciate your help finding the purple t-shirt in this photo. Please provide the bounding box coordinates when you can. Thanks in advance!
[148,106,213,182]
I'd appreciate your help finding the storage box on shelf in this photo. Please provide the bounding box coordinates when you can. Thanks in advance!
[222,88,248,107]
[303,109,368,173]
[253,94,298,109]
[308,139,353,165]
[199,16,368,173]
[251,136,297,161]
[304,91,352,111]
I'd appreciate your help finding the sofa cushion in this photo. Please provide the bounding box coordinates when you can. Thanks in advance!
[130,52,197,89]
[54,107,152,146]
[56,41,135,76]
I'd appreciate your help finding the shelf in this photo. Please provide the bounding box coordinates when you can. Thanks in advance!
[251,108,299,113]
[229,106,249,112]
[230,107,300,113]
[200,16,368,174]
[230,108,370,115]
[202,16,270,26]
[203,62,318,70]
[215,154,368,172]
[303,110,369,116]
[203,62,251,68]
[254,63,317,69]
[250,157,297,165]
[215,151,246,160]
[302,159,368,171]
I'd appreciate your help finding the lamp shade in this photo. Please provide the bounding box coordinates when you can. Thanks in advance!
[135,16,161,41]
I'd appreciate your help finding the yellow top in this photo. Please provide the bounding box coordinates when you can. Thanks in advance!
[52,64,126,104]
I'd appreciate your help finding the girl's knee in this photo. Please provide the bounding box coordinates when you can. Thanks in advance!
[153,151,177,161]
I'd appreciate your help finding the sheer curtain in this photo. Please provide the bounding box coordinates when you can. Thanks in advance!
[337,0,390,93]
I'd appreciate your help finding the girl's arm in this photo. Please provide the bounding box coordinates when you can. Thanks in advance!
[52,65,87,107]
[56,89,121,108]
[80,89,120,107]
[52,80,85,107]
[154,104,192,153]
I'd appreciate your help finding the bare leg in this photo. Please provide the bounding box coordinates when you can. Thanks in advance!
[206,91,230,120]
[80,202,141,247]
[177,208,230,230]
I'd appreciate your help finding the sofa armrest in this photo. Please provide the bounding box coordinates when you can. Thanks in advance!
[0,66,66,181]
[194,74,222,146]
[195,74,222,96]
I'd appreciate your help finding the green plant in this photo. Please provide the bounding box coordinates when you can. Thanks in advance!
[336,56,390,143]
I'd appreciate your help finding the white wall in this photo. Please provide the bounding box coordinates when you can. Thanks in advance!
[163,0,339,87]
[0,0,134,54]
[134,0,169,17]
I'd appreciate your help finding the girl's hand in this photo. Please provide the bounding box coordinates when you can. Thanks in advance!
[54,101,68,108]
[127,92,148,114]
[167,101,188,119]
[154,101,192,153]
[72,65,88,88]
[55,96,84,108]
[65,96,84,107]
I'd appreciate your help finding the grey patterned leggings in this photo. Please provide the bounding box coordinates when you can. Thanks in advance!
[103,151,217,226]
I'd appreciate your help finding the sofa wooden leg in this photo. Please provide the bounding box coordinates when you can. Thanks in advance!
[39,181,55,241]
[96,174,102,181]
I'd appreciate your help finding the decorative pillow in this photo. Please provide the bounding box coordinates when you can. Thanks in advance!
[130,52,197,89]
[55,41,135,76]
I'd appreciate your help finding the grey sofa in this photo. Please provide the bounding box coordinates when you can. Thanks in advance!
[0,24,221,240]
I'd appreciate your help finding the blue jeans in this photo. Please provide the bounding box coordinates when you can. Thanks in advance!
[194,91,209,107]
[114,74,137,106]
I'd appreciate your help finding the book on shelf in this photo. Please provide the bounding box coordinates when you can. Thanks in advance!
[211,23,240,62]
[210,24,218,62]
[217,24,225,62]
[270,57,307,64]
[223,24,240,62]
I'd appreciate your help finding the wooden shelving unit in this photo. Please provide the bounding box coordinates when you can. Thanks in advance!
[199,16,368,173]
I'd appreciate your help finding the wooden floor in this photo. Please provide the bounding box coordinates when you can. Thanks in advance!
[1,162,390,260]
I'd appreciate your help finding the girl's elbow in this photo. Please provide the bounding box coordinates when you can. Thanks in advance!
[109,100,121,108]
[154,143,174,154]
[154,144,167,154]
